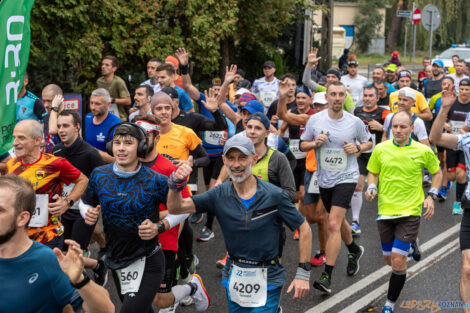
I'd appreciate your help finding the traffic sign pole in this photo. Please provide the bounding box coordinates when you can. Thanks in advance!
[429,11,433,58]
[412,3,420,69]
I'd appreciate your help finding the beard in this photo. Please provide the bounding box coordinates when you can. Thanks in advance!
[0,220,17,245]
[226,164,252,183]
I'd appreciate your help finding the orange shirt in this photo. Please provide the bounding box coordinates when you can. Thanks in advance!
[156,123,201,162]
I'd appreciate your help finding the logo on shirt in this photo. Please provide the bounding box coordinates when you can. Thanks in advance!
[28,273,39,284]
[97,132,105,142]
[35,170,45,180]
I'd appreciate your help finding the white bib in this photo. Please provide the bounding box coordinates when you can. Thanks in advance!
[119,257,146,295]
[30,195,49,227]
[450,120,465,135]
[319,148,347,172]
[108,103,120,118]
[259,91,276,108]
[289,139,306,159]
[229,264,267,308]
[204,131,224,146]
[307,171,320,194]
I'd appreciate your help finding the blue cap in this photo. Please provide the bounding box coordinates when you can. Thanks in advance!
[223,135,256,156]
[247,112,270,130]
[242,100,264,114]
[433,60,444,67]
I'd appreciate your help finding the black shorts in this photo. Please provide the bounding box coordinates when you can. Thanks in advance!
[357,153,371,176]
[62,209,95,251]
[377,216,420,244]
[203,156,224,186]
[293,158,306,190]
[157,250,177,293]
[319,183,356,213]
[446,149,466,172]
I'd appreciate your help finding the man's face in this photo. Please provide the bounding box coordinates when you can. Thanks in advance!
[386,70,396,82]
[374,83,387,98]
[285,78,296,97]
[363,89,379,109]
[372,68,385,82]
[12,123,40,159]
[41,90,54,112]
[397,77,411,89]
[453,56,459,65]
[146,132,160,153]
[422,59,431,67]
[57,115,79,146]
[326,74,339,85]
[263,67,276,78]
[0,188,19,245]
[101,59,115,76]
[296,92,311,111]
[347,64,358,76]
[391,114,413,145]
[157,70,173,88]
[147,61,160,79]
[326,85,346,112]
[212,86,221,98]
[134,87,149,109]
[441,79,454,93]
[152,102,172,125]
[397,95,414,111]
[424,65,433,78]
[432,64,443,77]
[459,85,470,103]
[241,110,252,129]
[455,62,466,75]
[246,119,269,146]
[112,135,139,168]
[313,103,328,113]
[89,95,109,117]
[233,74,243,84]
[223,149,255,183]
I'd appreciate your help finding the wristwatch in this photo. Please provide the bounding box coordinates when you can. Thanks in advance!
[70,272,90,289]
[65,198,74,208]
[298,262,312,271]
[427,191,438,200]
[157,220,166,234]
[356,144,361,153]
[51,106,59,112]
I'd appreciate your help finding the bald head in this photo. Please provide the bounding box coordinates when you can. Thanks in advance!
[151,92,173,111]
[15,120,43,139]
[394,111,414,126]
[41,84,63,111]
[42,84,63,96]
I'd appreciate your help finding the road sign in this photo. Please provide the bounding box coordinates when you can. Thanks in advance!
[396,10,411,18]
[422,4,441,31]
[413,7,421,25]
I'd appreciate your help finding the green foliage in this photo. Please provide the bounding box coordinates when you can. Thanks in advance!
[353,0,385,52]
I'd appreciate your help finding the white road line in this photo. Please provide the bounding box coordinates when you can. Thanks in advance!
[337,238,459,313]
[305,223,460,313]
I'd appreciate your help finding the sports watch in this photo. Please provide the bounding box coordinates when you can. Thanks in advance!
[298,262,312,271]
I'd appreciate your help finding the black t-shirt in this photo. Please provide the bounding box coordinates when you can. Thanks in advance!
[354,105,389,149]
[236,120,244,134]
[378,94,390,110]
[448,99,470,122]
[425,78,443,99]
[172,110,226,134]
[267,98,297,120]
[287,107,315,139]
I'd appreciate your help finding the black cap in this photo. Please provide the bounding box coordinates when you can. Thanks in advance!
[114,124,144,141]
[236,79,251,90]
[263,61,275,68]
[161,86,178,99]
[460,78,470,87]
[236,69,245,77]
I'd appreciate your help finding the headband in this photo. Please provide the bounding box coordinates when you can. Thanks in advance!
[135,120,160,134]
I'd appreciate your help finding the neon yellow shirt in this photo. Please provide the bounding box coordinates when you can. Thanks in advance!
[389,90,429,114]
[367,139,440,217]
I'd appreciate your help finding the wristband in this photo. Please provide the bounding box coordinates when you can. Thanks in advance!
[168,172,188,192]
[367,184,377,191]
[157,220,166,234]
[70,272,90,289]
[165,213,190,228]
[295,267,310,281]
[429,187,438,195]
[179,64,189,75]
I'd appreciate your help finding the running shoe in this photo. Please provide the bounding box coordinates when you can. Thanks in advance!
[453,202,463,215]
[159,302,179,313]
[382,305,393,313]
[313,271,331,294]
[190,274,210,312]
[180,295,194,306]
[346,246,364,276]
[310,251,326,267]
[197,227,214,242]
[437,186,447,201]
[447,181,452,190]
[92,259,108,287]
[188,254,199,275]
[216,252,228,269]
[293,229,299,240]
[408,239,421,261]
[351,221,361,236]
[191,213,203,224]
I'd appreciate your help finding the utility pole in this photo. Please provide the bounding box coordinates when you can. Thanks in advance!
[320,0,333,72]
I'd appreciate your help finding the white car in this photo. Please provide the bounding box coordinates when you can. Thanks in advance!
[434,47,470,69]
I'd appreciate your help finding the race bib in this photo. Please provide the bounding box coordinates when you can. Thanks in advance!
[364,134,376,153]
[289,139,306,159]
[204,131,224,146]
[450,120,465,135]
[62,184,78,210]
[259,91,276,108]
[307,171,319,194]
[319,148,347,172]
[229,264,267,308]
[30,195,49,227]
[108,103,120,117]
[119,257,146,295]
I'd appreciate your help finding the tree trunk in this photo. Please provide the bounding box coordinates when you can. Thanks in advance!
[386,0,407,51]
[320,0,333,72]
[220,37,234,77]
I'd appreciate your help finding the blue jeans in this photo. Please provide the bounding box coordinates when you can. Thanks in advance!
[226,287,282,313]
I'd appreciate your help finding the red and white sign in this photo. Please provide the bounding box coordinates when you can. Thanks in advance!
[413,7,421,25]
[63,98,79,111]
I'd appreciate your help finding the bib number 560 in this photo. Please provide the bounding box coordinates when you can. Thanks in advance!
[120,271,138,282]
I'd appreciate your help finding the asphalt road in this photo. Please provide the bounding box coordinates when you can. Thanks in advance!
[99,179,463,313]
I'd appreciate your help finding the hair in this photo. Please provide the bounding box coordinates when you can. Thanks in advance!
[280,73,296,82]
[42,84,63,96]
[91,88,111,104]
[326,81,345,92]
[373,66,385,74]
[373,78,388,88]
[136,85,154,98]
[0,175,36,220]
[452,54,460,59]
[131,114,161,125]
[394,111,414,126]
[18,119,44,139]
[103,55,119,68]
[58,110,82,128]
[149,57,162,64]
[157,63,176,75]
[364,85,379,97]
[423,57,431,61]
[442,76,455,84]
[457,59,467,65]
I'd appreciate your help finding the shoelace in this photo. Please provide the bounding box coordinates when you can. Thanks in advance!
[320,272,329,282]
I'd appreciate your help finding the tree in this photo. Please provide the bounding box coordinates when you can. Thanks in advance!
[354,0,385,52]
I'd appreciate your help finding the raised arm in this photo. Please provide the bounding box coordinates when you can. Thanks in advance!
[218,65,241,125]
[277,79,310,126]
[166,163,197,214]
[429,89,459,149]
[302,48,322,92]
[175,48,201,101]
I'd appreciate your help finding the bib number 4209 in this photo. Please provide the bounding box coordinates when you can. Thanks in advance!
[232,281,261,294]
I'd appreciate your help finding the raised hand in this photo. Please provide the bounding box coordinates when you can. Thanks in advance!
[202,88,219,112]
[52,95,64,111]
[175,48,189,66]
[224,64,238,84]
[279,79,290,98]
[307,47,322,65]
[441,89,457,110]
[53,240,85,284]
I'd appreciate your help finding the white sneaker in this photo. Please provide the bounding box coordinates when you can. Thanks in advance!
[180,295,193,306]
[190,274,210,312]
[159,302,179,313]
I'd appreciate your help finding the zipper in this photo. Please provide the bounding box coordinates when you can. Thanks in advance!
[232,194,249,229]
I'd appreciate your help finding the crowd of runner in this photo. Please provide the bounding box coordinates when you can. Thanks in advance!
[2,46,470,313]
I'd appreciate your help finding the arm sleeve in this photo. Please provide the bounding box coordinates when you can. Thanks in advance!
[285,150,297,172]
[118,81,130,98]
[344,93,355,112]
[59,158,82,184]
[192,185,222,214]
[33,99,47,121]
[252,79,259,94]
[179,92,194,111]
[414,119,429,140]
[457,134,470,151]
[383,114,392,132]
[302,65,318,91]
[356,118,372,143]
[199,110,227,131]
[42,252,76,308]
[416,93,430,111]
[300,116,316,141]
[276,191,305,231]
[191,144,210,168]
[270,152,296,202]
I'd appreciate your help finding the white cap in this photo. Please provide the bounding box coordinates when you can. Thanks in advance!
[235,88,250,96]
[398,87,415,100]
[313,92,328,105]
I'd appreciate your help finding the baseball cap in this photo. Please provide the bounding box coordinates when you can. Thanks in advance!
[223,135,256,156]
[313,92,328,105]
[247,112,270,130]
[212,77,222,86]
[348,60,359,66]
[398,87,415,100]
[161,86,178,99]
[432,60,444,67]
[397,70,411,80]
[386,64,398,72]
[263,61,276,68]
[239,93,257,104]
[460,78,470,87]
[242,100,264,114]
[236,79,251,90]
[235,88,250,96]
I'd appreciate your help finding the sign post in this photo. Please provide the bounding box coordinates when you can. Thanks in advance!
[396,10,412,61]
[412,4,421,69]
[422,4,441,59]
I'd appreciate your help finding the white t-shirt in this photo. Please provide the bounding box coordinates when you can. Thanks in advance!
[252,77,280,109]
[383,113,428,141]
[128,108,152,122]
[140,79,162,94]
[301,110,371,188]
[449,73,469,92]
[341,74,368,107]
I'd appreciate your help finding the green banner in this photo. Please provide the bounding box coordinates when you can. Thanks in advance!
[0,0,35,156]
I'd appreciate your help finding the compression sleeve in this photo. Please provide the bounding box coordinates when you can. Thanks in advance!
[191,144,210,167]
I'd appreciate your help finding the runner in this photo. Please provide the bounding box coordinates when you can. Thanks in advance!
[156,63,194,112]
[385,64,398,86]
[81,122,209,313]
[252,60,280,109]
[129,85,154,122]
[0,175,114,313]
[7,119,88,250]
[41,83,63,153]
[141,58,163,93]
[449,59,470,92]
[167,135,312,312]
[366,111,442,313]
[300,81,372,294]
[424,60,445,99]
[340,59,367,107]
[369,66,396,94]
[352,86,390,235]
[374,79,392,110]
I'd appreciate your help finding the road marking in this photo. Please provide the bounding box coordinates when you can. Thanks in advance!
[305,223,460,313]
[337,238,459,313]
